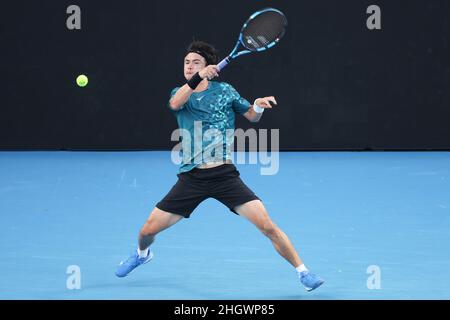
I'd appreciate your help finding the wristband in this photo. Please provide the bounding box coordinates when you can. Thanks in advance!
[253,101,265,113]
[187,72,203,90]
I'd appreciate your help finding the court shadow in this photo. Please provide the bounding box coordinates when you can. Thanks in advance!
[262,293,336,300]
[82,277,218,299]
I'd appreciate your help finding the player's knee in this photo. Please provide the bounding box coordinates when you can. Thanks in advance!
[261,222,278,239]
[140,221,159,237]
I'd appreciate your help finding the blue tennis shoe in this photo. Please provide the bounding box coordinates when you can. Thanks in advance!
[299,271,324,291]
[115,249,153,278]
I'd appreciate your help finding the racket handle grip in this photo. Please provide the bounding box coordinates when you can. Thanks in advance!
[217,57,230,72]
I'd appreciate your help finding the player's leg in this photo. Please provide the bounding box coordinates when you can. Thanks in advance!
[234,200,302,268]
[115,208,184,278]
[234,199,324,291]
[209,165,302,268]
[116,172,207,278]
[138,207,184,251]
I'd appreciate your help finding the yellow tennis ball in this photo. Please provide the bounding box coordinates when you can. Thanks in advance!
[76,74,88,87]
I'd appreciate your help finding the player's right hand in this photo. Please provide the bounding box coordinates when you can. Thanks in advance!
[199,65,219,80]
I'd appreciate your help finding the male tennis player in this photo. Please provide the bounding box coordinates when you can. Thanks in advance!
[115,41,324,292]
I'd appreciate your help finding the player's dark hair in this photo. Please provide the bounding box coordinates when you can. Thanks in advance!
[186,41,219,65]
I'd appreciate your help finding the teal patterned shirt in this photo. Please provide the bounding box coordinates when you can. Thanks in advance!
[168,81,251,173]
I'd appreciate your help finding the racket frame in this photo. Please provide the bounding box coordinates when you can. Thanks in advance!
[217,8,287,71]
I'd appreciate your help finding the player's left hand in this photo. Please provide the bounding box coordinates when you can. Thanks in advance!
[254,96,277,108]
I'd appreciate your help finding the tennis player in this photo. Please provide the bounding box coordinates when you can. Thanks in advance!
[115,41,324,292]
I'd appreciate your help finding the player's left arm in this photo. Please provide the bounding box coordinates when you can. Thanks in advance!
[243,96,277,123]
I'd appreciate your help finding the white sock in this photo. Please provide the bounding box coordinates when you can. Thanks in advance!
[137,247,149,258]
[296,264,308,273]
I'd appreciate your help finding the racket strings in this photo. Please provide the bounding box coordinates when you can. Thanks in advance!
[242,11,286,50]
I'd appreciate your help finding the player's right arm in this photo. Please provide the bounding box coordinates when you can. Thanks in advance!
[168,84,195,111]
[169,65,219,111]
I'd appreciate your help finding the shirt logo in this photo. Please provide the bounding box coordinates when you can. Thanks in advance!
[196,95,205,101]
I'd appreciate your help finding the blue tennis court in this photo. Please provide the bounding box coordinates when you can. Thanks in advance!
[1,151,449,299]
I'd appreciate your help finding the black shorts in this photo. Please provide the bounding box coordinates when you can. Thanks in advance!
[156,164,259,218]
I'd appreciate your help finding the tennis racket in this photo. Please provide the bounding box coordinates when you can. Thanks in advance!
[217,8,288,72]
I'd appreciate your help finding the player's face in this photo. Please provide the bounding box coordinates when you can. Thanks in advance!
[184,52,207,80]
